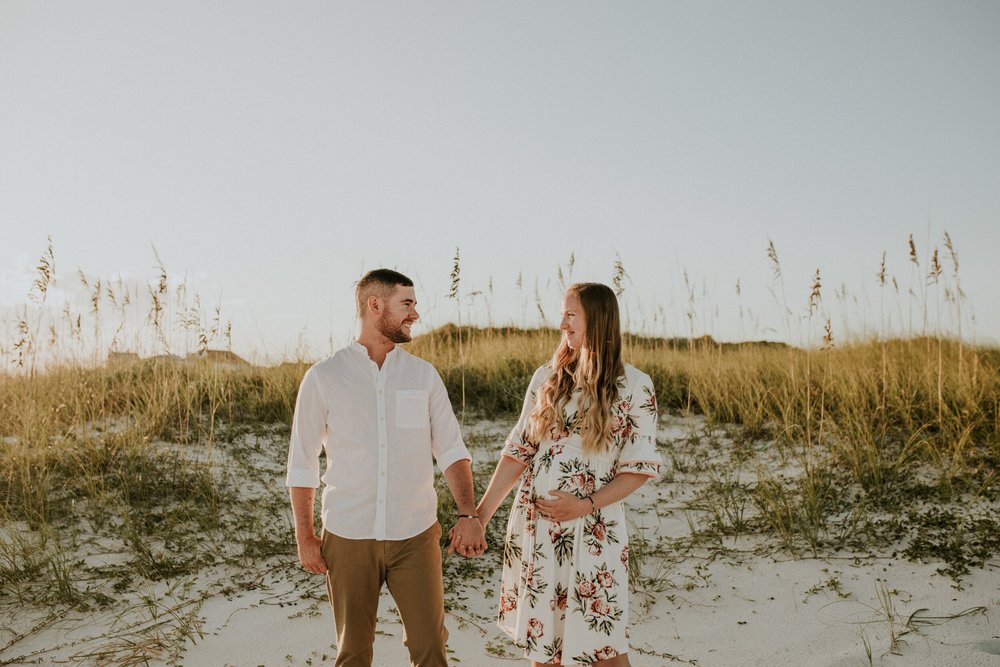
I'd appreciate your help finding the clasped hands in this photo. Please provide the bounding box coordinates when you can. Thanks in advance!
[447,516,487,558]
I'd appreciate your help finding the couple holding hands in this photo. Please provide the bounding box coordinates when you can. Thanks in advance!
[286,269,661,667]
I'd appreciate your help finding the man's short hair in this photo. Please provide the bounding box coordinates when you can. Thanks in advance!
[356,269,414,317]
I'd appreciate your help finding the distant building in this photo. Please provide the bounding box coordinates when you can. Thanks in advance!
[149,354,184,364]
[107,351,140,365]
[187,349,250,367]
[105,349,251,368]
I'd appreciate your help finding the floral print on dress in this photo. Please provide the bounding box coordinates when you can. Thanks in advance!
[497,364,662,666]
[506,428,540,466]
[573,645,621,664]
[572,565,623,634]
[582,510,618,558]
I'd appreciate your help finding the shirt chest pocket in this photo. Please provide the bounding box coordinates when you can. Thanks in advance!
[395,389,430,429]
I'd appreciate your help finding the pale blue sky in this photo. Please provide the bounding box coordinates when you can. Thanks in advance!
[2,1,998,360]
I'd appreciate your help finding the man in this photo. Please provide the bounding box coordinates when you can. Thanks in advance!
[286,268,486,667]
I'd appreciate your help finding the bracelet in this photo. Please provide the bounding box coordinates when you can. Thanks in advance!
[586,496,596,512]
[457,514,480,519]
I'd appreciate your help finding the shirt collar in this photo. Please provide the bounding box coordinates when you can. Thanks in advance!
[349,339,400,364]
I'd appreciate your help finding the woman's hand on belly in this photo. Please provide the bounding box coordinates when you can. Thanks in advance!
[534,490,592,522]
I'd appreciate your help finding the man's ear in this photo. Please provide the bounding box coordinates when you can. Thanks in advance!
[366,294,381,314]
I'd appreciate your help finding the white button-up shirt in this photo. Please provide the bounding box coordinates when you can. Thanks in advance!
[285,341,471,541]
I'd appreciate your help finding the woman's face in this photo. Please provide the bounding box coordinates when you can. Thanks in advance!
[560,290,586,350]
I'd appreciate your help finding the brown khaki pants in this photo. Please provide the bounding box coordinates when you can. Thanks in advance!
[321,523,448,667]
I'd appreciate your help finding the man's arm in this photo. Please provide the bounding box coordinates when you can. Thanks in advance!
[286,367,328,574]
[443,459,486,556]
[426,370,484,556]
[289,486,326,574]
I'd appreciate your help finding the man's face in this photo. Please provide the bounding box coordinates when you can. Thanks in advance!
[377,285,419,343]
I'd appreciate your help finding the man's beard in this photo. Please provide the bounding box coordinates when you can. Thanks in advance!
[378,312,412,344]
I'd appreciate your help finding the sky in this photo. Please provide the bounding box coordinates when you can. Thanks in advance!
[2,1,998,361]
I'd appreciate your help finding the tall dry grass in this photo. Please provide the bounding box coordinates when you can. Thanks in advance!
[412,236,998,559]
[0,245,308,610]
[2,231,998,602]
[415,328,999,487]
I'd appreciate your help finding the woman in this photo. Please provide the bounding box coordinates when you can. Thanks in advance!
[475,283,661,666]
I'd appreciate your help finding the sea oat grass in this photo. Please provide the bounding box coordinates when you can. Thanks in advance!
[418,328,999,487]
[2,258,999,656]
[0,522,84,607]
[0,360,302,447]
[413,326,999,569]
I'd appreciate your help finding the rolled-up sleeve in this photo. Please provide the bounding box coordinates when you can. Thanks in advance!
[428,371,471,473]
[285,367,327,488]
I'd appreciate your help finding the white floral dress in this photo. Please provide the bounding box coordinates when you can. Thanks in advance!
[497,364,661,665]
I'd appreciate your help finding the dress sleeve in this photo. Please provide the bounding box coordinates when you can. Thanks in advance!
[615,371,662,478]
[500,366,548,466]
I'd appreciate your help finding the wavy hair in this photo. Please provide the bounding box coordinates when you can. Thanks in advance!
[529,283,625,454]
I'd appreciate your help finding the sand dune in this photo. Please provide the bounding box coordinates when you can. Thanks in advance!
[3,416,997,666]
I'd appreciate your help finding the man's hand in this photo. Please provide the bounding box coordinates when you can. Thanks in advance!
[447,517,487,557]
[289,487,326,574]
[296,533,327,574]
[534,490,592,523]
[442,459,486,557]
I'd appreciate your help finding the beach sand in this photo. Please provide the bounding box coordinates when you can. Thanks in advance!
[177,478,999,667]
[177,553,999,666]
[3,416,998,666]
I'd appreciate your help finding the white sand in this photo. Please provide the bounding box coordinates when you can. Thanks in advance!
[7,551,996,666]
[3,415,998,666]
[174,549,1000,666]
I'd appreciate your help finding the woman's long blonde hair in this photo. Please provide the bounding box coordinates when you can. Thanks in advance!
[529,283,625,454]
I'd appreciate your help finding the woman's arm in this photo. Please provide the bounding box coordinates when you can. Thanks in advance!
[534,472,650,523]
[476,455,528,526]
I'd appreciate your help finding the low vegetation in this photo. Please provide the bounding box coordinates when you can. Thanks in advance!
[1,234,997,663]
